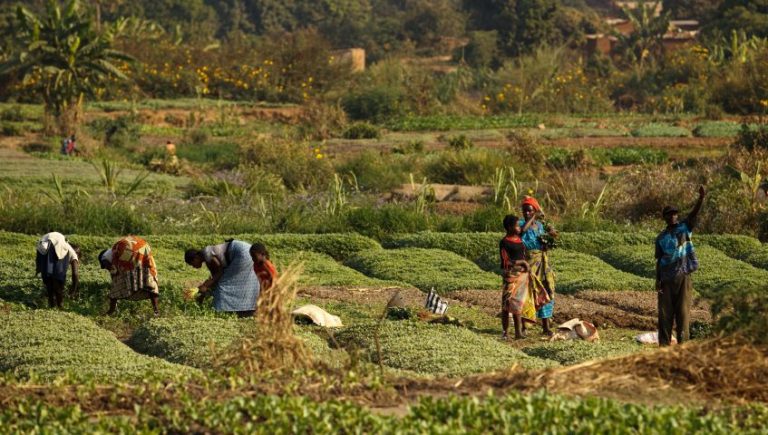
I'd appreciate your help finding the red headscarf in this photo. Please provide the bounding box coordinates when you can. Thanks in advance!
[521,196,542,212]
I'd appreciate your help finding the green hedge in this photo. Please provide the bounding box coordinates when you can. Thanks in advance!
[271,249,399,288]
[522,340,646,365]
[630,123,691,137]
[381,232,655,292]
[5,391,767,433]
[551,250,655,293]
[129,316,343,368]
[346,248,500,293]
[0,311,197,382]
[598,244,768,295]
[334,320,557,376]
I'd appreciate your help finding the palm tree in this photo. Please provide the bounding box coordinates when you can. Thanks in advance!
[614,1,670,68]
[0,0,132,135]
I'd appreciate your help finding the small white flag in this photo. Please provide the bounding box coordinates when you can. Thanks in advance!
[425,287,448,315]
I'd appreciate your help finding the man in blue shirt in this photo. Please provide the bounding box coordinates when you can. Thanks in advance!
[655,185,705,346]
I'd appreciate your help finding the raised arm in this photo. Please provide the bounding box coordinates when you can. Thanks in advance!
[686,185,706,229]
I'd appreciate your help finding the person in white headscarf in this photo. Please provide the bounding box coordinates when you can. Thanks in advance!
[35,232,80,308]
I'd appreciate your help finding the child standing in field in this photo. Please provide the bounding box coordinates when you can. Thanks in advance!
[500,215,548,340]
[250,243,277,293]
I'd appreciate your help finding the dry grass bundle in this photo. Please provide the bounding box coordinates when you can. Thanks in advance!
[525,335,768,403]
[220,263,314,374]
[385,336,768,407]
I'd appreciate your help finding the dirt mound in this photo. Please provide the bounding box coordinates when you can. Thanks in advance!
[577,290,712,323]
[299,286,426,307]
[447,290,658,330]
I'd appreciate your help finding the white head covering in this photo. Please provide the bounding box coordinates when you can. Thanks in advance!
[37,232,77,261]
[99,248,113,264]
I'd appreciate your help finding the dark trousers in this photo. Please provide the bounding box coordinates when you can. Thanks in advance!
[658,273,692,346]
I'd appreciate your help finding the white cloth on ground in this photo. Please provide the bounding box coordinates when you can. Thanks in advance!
[292,305,343,328]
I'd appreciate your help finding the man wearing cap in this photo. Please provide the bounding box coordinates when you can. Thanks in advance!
[655,185,705,346]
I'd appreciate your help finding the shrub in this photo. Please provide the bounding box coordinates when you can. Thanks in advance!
[0,311,197,382]
[692,121,742,138]
[558,231,655,256]
[87,115,141,148]
[593,148,668,165]
[597,244,768,296]
[630,123,691,137]
[696,234,763,263]
[423,148,507,185]
[551,250,654,293]
[382,232,499,269]
[344,206,432,240]
[337,151,411,192]
[177,141,240,169]
[447,134,473,150]
[342,122,382,139]
[0,105,26,122]
[271,249,398,287]
[334,320,557,376]
[522,340,645,365]
[129,316,342,368]
[345,248,500,293]
[240,139,335,191]
[1,122,24,136]
[734,123,768,152]
[459,30,499,69]
[341,87,403,122]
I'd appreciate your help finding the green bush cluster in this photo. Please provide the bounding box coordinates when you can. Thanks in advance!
[6,391,767,434]
[334,320,557,376]
[271,249,399,287]
[0,311,197,382]
[630,123,691,138]
[385,114,542,131]
[345,248,500,293]
[598,244,768,296]
[551,250,655,293]
[129,316,342,368]
[342,122,381,139]
[692,121,743,138]
[382,232,499,269]
[522,340,646,365]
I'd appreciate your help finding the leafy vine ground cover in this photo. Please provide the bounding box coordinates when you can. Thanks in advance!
[2,229,768,430]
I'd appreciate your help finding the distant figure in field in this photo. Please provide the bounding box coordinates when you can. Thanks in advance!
[250,243,277,293]
[185,240,260,318]
[656,185,706,346]
[520,196,558,336]
[99,236,160,316]
[499,215,550,340]
[35,232,80,308]
[60,134,76,156]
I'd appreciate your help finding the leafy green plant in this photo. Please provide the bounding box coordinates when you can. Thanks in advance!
[334,320,557,376]
[447,134,474,150]
[522,340,646,365]
[630,123,691,137]
[0,311,198,382]
[346,247,500,293]
[342,122,381,139]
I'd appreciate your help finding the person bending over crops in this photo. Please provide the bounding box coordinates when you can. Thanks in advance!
[655,185,705,346]
[35,232,80,308]
[185,239,260,318]
[500,215,551,340]
[250,243,277,292]
[520,196,558,336]
[98,236,160,316]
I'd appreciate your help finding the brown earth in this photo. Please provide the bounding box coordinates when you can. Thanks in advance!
[86,105,305,126]
[445,289,707,331]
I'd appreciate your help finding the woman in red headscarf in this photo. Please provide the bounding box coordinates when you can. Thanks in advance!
[519,196,558,336]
